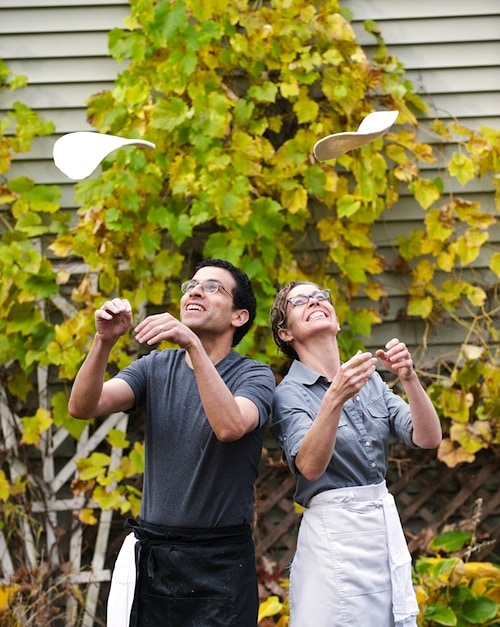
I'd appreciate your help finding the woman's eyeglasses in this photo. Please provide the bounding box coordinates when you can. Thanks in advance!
[181,279,232,298]
[287,289,331,307]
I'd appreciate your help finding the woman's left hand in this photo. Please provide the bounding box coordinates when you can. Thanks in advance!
[375,338,415,381]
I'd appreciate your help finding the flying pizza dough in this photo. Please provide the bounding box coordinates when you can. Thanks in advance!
[53,131,156,180]
[313,110,399,161]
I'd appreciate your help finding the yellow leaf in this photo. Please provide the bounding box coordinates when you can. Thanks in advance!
[437,251,455,271]
[453,231,489,265]
[0,584,20,610]
[107,429,129,449]
[20,408,53,446]
[450,422,489,454]
[258,596,283,622]
[489,252,500,277]
[439,388,472,423]
[79,508,98,526]
[0,471,10,502]
[407,295,433,318]
[280,80,299,99]
[424,209,454,242]
[414,585,429,606]
[413,259,435,284]
[438,438,475,467]
[448,152,475,185]
[293,90,318,124]
[48,235,74,257]
[365,281,387,302]
[464,562,500,581]
[412,178,441,210]
[465,285,486,307]
[281,185,307,214]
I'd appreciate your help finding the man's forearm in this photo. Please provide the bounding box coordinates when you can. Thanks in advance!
[68,334,114,419]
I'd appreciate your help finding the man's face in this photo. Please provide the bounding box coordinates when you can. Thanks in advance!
[180,266,237,336]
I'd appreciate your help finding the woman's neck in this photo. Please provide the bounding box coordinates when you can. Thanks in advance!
[295,337,340,380]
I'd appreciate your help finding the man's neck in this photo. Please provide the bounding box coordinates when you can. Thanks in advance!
[184,335,233,369]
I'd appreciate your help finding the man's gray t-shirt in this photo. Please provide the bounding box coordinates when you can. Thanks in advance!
[116,348,275,528]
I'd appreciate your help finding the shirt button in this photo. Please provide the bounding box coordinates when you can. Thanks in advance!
[365,441,371,446]
[355,395,360,401]
[371,462,376,468]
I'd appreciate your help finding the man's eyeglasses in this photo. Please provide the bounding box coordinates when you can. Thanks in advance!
[287,289,331,307]
[181,279,233,298]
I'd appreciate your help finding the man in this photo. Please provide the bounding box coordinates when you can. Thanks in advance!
[68,258,276,626]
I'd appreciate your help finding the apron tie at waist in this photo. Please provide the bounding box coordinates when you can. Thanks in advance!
[124,518,252,579]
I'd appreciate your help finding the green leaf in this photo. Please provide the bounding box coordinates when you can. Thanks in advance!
[248,82,278,103]
[337,195,361,218]
[51,391,87,439]
[154,0,188,41]
[430,530,472,552]
[151,98,189,131]
[424,605,457,626]
[204,232,244,262]
[462,596,499,624]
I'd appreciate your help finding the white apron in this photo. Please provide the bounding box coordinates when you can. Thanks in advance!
[289,481,418,627]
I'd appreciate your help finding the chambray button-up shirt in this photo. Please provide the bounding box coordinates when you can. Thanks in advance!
[270,360,417,508]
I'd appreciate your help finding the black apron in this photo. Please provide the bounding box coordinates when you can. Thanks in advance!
[126,518,258,626]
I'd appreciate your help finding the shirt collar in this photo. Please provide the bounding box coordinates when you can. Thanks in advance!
[287,359,330,386]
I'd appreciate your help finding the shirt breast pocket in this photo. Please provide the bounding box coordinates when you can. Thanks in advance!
[363,397,390,438]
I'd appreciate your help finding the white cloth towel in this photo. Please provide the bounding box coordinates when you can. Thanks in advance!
[106,533,137,627]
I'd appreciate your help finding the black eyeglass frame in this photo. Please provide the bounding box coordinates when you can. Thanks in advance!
[286,288,332,307]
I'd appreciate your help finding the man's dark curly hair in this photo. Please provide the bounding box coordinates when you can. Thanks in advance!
[195,258,256,346]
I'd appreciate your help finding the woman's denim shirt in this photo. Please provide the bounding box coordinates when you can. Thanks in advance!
[270,360,417,507]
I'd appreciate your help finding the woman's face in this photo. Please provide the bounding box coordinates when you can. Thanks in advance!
[278,283,340,347]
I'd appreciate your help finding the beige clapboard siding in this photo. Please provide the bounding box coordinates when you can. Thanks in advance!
[0,6,129,35]
[344,0,500,18]
[5,58,121,82]
[351,17,500,47]
[0,0,126,6]
[0,32,115,59]
[0,1,129,177]
[346,0,500,127]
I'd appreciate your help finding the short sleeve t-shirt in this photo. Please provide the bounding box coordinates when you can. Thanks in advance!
[116,349,275,527]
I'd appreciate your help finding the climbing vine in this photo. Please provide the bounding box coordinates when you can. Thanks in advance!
[52,0,500,468]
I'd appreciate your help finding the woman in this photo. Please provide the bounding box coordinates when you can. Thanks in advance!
[269,281,442,627]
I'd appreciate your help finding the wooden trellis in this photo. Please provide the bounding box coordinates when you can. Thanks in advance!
[0,392,130,625]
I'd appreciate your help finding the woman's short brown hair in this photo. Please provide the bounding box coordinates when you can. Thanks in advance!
[270,281,319,361]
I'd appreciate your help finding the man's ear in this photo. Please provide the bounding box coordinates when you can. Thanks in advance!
[231,308,250,328]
